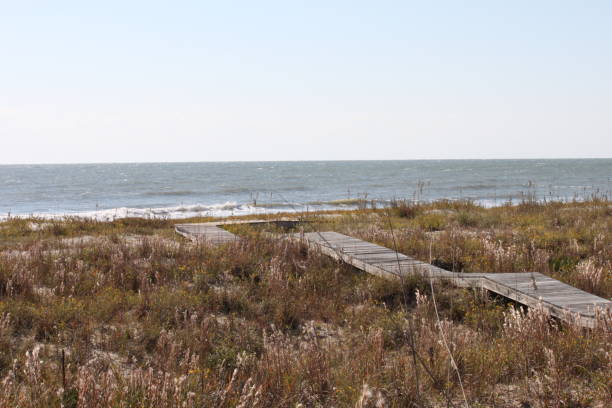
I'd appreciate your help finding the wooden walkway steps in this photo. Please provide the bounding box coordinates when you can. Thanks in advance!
[292,231,611,328]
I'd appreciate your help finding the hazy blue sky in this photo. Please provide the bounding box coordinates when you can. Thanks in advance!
[1,1,611,163]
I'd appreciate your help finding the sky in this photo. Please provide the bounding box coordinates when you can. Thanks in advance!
[1,1,611,164]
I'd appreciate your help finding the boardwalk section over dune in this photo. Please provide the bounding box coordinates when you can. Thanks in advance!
[175,218,300,245]
[479,272,610,324]
[175,223,611,328]
[292,231,461,281]
[293,231,611,329]
[175,223,238,245]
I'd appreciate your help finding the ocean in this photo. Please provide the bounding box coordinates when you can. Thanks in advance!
[1,159,610,220]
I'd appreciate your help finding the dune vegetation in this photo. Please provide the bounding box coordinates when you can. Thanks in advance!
[0,199,610,407]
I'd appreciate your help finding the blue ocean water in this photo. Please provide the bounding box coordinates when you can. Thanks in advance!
[0,159,610,220]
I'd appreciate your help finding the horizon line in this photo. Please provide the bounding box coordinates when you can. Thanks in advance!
[1,157,611,166]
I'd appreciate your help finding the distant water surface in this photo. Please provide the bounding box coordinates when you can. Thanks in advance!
[1,159,610,220]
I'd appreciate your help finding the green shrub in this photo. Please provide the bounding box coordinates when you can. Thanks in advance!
[456,211,480,227]
[417,213,446,231]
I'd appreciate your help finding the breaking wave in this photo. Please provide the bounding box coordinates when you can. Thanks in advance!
[0,200,359,222]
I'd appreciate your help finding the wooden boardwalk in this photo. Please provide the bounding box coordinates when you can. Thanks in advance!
[175,223,611,328]
[175,218,300,245]
[175,223,239,245]
[293,231,611,328]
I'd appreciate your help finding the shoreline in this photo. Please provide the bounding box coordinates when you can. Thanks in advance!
[2,195,609,222]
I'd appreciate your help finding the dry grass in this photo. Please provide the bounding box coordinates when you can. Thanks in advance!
[0,199,610,407]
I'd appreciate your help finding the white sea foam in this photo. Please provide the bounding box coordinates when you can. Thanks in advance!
[0,197,531,222]
[0,202,265,222]
[0,201,346,222]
